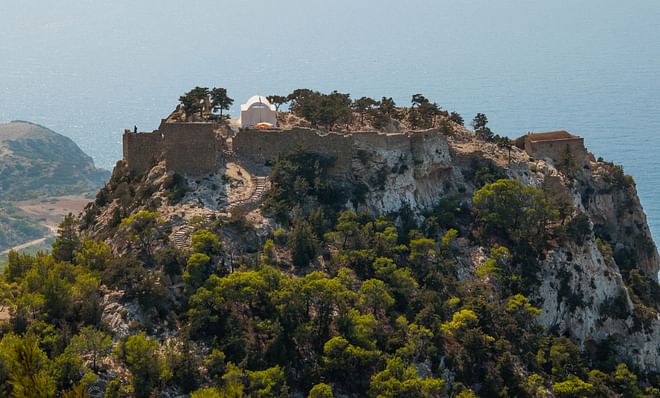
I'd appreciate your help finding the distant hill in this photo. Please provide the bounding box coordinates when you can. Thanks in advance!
[0,120,109,200]
[0,121,109,252]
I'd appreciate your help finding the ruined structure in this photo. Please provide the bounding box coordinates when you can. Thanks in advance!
[123,119,456,179]
[514,130,589,165]
[122,121,219,175]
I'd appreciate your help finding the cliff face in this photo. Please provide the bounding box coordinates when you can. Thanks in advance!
[533,161,660,372]
[325,128,660,372]
[350,130,454,213]
[86,126,660,373]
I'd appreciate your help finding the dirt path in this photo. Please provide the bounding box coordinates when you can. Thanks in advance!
[2,194,90,255]
[1,236,50,255]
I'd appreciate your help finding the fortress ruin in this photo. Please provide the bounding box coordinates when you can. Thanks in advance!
[122,120,222,175]
[122,119,456,177]
[123,118,590,178]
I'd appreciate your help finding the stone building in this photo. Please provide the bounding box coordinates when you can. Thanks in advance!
[514,130,589,165]
[239,95,277,128]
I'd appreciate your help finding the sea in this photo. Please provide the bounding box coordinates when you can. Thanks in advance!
[1,0,660,240]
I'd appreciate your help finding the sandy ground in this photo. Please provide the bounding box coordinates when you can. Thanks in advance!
[14,194,91,229]
[1,194,91,254]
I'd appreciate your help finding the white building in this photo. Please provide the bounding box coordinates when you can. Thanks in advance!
[239,95,277,128]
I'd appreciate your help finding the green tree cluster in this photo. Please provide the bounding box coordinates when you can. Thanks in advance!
[179,86,233,118]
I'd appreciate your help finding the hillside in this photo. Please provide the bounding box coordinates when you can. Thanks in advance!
[0,121,109,252]
[0,204,48,255]
[0,121,109,200]
[1,99,659,396]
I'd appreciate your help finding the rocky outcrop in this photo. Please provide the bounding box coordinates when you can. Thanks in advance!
[345,130,660,372]
[583,164,660,279]
[350,130,455,214]
[88,125,660,373]
[536,238,660,372]
[101,291,147,338]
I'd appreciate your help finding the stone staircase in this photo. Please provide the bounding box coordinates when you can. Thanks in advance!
[228,176,269,212]
[171,225,193,249]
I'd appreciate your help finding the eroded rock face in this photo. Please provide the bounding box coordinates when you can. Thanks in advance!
[101,291,146,338]
[349,131,660,371]
[351,131,455,214]
[584,169,660,279]
[535,239,660,372]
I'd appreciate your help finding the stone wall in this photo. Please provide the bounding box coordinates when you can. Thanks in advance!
[124,123,448,178]
[526,138,588,165]
[160,122,218,175]
[232,128,449,177]
[352,131,412,153]
[122,130,163,174]
[233,128,354,175]
[122,122,219,176]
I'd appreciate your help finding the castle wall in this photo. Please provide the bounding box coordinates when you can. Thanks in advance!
[124,123,452,179]
[122,130,163,174]
[352,131,412,152]
[233,128,354,175]
[160,122,218,175]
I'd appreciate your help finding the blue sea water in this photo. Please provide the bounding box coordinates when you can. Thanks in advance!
[1,0,660,238]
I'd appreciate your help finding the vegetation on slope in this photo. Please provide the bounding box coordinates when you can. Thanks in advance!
[0,203,47,253]
[0,147,658,397]
[0,121,108,201]
[0,121,109,252]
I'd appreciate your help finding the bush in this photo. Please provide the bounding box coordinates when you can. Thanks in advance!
[262,148,340,223]
[288,215,319,268]
[565,212,591,245]
[309,383,334,398]
[163,173,188,204]
[115,333,168,398]
[473,179,558,248]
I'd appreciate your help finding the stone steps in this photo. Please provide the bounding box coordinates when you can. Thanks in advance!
[228,176,269,212]
[171,225,193,249]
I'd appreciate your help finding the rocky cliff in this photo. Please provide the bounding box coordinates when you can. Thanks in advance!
[349,127,660,372]
[83,123,660,382]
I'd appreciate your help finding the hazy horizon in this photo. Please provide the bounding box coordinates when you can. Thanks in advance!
[2,0,660,235]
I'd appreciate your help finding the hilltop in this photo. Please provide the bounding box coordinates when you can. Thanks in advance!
[1,91,659,397]
[0,121,109,200]
[0,121,109,252]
